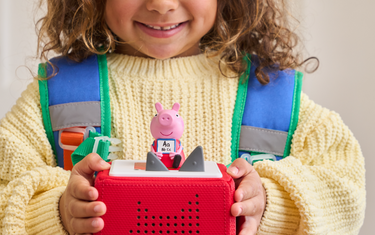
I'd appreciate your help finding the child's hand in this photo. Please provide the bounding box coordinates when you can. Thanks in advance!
[227,158,266,235]
[59,153,111,234]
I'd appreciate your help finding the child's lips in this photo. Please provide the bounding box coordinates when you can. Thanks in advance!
[136,21,187,39]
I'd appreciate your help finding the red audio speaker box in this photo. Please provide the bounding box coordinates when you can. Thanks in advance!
[94,160,236,235]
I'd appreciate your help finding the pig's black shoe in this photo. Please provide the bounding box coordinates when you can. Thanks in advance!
[173,155,182,168]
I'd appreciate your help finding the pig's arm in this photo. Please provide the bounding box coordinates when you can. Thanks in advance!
[175,145,183,154]
[151,143,163,159]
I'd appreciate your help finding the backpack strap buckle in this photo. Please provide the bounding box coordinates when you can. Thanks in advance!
[239,153,276,165]
[92,136,123,153]
[58,126,96,151]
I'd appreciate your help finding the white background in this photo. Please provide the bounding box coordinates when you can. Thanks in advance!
[0,0,374,234]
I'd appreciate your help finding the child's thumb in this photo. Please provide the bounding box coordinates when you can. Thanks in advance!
[72,153,111,178]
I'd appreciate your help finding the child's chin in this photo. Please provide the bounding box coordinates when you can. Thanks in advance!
[145,52,178,60]
[142,46,188,59]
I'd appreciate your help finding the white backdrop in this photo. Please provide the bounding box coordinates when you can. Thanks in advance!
[0,0,374,234]
[0,1,40,113]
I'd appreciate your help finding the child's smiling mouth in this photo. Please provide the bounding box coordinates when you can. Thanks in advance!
[143,23,182,31]
[135,21,188,38]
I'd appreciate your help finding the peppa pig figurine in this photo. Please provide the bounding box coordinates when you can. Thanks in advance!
[150,102,185,169]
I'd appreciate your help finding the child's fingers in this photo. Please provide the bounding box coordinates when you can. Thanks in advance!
[68,198,106,218]
[60,154,110,234]
[73,153,111,178]
[234,183,257,203]
[69,217,104,234]
[228,158,266,234]
[234,172,263,202]
[231,196,263,217]
[227,158,254,179]
[69,174,98,201]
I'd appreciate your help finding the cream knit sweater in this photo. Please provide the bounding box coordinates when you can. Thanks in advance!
[0,53,366,234]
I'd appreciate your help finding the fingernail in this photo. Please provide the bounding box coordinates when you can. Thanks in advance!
[94,205,102,213]
[100,160,110,167]
[92,219,100,227]
[238,193,244,202]
[238,207,243,216]
[228,167,238,175]
[89,190,95,199]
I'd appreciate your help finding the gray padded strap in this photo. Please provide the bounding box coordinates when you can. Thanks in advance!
[49,101,101,131]
[239,126,288,156]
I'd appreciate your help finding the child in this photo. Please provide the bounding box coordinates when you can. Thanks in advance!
[0,0,366,234]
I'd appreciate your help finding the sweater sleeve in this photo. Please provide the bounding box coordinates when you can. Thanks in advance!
[255,93,366,235]
[0,79,70,234]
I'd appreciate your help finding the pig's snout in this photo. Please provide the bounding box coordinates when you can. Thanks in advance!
[159,113,173,126]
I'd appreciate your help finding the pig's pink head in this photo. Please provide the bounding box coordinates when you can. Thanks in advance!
[150,103,184,140]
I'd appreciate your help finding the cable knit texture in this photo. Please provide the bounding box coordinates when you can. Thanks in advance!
[107,53,238,165]
[0,53,365,234]
[255,94,366,234]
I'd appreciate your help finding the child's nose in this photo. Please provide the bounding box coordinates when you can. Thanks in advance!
[146,0,179,15]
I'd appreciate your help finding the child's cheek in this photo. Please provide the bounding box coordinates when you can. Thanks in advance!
[104,0,138,29]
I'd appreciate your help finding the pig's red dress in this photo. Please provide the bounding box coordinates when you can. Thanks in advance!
[152,139,185,169]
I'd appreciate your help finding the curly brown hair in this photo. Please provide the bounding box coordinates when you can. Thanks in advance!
[37,0,317,84]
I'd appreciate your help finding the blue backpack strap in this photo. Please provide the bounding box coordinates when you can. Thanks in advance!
[38,54,110,168]
[230,55,303,165]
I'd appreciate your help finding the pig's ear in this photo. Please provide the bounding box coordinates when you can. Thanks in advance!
[172,103,180,112]
[155,102,163,113]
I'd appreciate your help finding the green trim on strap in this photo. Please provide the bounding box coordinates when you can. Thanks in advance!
[283,71,303,157]
[230,55,251,164]
[38,63,58,163]
[98,54,111,137]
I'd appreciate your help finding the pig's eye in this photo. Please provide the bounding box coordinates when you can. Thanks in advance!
[155,114,158,117]
[176,114,179,118]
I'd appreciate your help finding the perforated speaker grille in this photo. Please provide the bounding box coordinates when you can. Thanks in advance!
[95,164,235,235]
[129,194,201,234]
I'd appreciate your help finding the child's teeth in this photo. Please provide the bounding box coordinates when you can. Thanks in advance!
[145,24,180,30]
